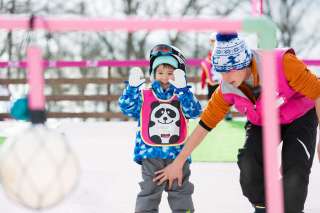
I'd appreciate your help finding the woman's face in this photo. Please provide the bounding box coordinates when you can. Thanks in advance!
[220,67,251,87]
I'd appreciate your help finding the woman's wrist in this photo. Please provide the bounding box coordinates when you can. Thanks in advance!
[174,153,188,167]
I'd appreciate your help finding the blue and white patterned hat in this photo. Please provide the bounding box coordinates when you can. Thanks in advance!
[212,33,252,72]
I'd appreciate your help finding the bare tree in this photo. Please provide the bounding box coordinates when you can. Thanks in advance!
[264,0,320,55]
[3,0,318,119]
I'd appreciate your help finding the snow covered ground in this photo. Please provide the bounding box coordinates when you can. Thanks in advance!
[0,121,319,213]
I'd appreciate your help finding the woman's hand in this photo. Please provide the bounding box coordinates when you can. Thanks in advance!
[153,160,184,190]
[153,124,209,190]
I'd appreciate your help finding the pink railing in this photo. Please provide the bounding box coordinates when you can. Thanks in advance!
[0,59,319,68]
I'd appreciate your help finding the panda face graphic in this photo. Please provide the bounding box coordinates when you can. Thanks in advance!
[148,101,181,145]
[151,103,180,125]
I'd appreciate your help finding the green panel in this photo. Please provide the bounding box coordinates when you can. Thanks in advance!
[243,16,277,50]
[0,136,6,145]
[190,119,246,162]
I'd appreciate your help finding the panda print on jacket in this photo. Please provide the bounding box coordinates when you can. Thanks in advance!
[149,101,181,145]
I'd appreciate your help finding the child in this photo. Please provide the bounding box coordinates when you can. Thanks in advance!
[154,33,320,213]
[118,44,201,213]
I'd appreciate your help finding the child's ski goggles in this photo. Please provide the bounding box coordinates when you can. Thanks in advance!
[149,44,186,62]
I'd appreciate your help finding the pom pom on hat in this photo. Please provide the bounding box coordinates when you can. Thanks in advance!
[216,33,238,42]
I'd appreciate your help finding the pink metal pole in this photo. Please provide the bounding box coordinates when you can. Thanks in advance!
[303,59,320,66]
[252,0,263,16]
[27,46,45,111]
[1,58,320,69]
[1,15,285,212]
[0,58,203,68]
[0,16,242,32]
[252,0,258,15]
[260,50,284,213]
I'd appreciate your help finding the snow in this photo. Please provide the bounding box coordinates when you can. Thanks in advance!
[0,121,319,213]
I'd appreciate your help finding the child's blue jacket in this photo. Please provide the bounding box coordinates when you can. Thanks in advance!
[118,81,202,164]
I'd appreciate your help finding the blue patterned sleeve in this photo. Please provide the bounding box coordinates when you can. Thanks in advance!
[118,84,142,120]
[177,89,202,119]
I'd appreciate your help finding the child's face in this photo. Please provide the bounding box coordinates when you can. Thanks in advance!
[220,67,251,87]
[155,64,175,89]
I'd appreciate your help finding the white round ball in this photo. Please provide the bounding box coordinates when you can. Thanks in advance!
[0,125,80,209]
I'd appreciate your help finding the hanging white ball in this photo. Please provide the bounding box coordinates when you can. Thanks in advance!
[0,124,80,210]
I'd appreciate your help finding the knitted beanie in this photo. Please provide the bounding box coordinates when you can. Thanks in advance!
[212,33,252,72]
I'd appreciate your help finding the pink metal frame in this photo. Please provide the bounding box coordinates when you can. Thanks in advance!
[27,46,45,110]
[0,16,283,213]
[0,59,202,68]
[252,0,263,16]
[1,59,319,68]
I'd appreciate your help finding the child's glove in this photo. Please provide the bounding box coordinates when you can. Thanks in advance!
[169,69,187,89]
[128,67,145,88]
[169,69,191,93]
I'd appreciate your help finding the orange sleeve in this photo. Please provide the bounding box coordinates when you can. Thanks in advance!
[283,53,320,100]
[200,86,230,130]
